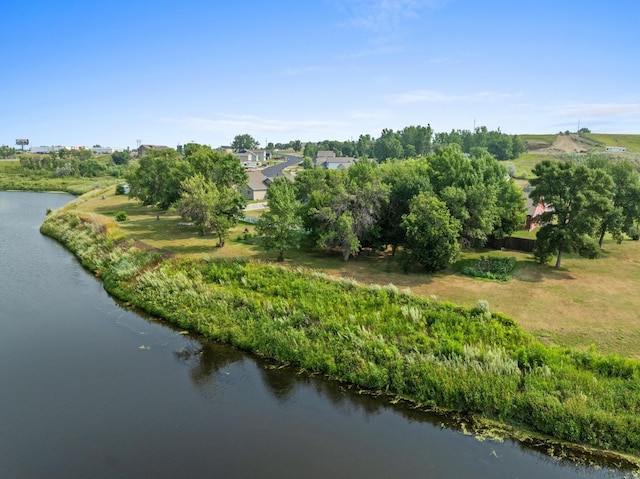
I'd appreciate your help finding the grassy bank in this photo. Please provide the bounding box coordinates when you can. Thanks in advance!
[40,206,640,460]
[77,186,640,358]
[0,160,119,195]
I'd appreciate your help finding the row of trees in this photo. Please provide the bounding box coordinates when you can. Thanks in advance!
[234,124,523,163]
[0,145,17,159]
[126,144,249,246]
[433,126,526,161]
[530,157,640,268]
[18,149,118,178]
[257,145,526,271]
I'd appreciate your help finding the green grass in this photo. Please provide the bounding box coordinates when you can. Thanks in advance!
[587,134,640,153]
[37,208,640,460]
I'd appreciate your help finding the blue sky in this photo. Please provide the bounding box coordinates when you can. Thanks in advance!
[2,0,639,149]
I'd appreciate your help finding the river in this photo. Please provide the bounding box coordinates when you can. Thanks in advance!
[0,191,633,478]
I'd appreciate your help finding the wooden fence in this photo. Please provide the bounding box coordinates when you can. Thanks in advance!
[486,236,536,253]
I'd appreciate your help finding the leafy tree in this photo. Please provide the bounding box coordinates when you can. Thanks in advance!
[400,192,461,272]
[77,158,107,177]
[428,145,502,245]
[306,160,389,260]
[0,145,16,159]
[175,173,242,245]
[399,124,432,157]
[529,160,613,268]
[126,148,190,209]
[584,157,640,246]
[378,158,432,254]
[256,178,304,261]
[356,134,374,158]
[374,129,403,161]
[231,134,260,151]
[303,142,318,161]
[185,144,248,192]
[111,150,131,165]
[291,140,302,152]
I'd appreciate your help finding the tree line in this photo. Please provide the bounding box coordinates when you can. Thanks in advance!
[259,145,526,271]
[529,156,640,268]
[125,144,249,246]
[231,124,524,163]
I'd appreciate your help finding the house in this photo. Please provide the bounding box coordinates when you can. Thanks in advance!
[233,149,271,167]
[137,144,170,157]
[241,171,271,201]
[524,196,547,230]
[91,147,113,155]
[522,184,551,230]
[314,150,336,166]
[314,151,356,170]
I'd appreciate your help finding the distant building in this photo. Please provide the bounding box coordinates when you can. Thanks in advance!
[314,151,356,170]
[137,144,170,157]
[240,171,271,201]
[605,146,627,153]
[233,149,271,168]
[91,147,113,155]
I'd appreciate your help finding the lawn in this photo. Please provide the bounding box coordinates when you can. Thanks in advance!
[588,133,640,153]
[75,184,640,359]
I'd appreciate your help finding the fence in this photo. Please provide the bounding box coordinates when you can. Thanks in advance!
[486,236,536,253]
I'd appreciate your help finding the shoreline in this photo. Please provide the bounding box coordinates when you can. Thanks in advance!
[37,199,640,471]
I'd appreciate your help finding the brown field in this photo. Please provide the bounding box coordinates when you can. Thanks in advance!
[75,185,640,359]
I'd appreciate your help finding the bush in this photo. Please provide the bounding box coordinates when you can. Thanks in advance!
[115,184,126,195]
[115,211,128,222]
[462,256,516,281]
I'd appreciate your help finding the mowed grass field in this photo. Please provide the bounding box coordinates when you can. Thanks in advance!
[75,184,640,359]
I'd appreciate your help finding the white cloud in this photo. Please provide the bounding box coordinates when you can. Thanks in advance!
[164,115,348,135]
[565,103,640,118]
[334,0,443,34]
[388,89,521,104]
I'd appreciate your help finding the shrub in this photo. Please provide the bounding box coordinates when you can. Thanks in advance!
[115,211,128,222]
[462,256,516,281]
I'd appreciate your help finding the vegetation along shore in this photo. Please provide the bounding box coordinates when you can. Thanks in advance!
[4,129,640,465]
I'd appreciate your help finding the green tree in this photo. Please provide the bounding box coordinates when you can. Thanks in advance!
[400,192,461,272]
[176,173,242,245]
[399,124,432,157]
[126,149,189,209]
[529,160,613,268]
[291,140,302,152]
[305,160,388,261]
[428,145,502,245]
[374,129,403,161]
[185,144,248,192]
[303,142,318,161]
[256,178,304,261]
[231,134,260,151]
[378,158,432,254]
[111,150,131,165]
[584,157,640,246]
[0,145,16,159]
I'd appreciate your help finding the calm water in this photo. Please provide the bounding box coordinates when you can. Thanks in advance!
[0,191,634,478]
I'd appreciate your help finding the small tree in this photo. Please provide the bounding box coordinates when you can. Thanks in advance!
[112,150,131,165]
[231,134,260,152]
[400,192,461,272]
[530,160,613,268]
[176,173,243,246]
[256,178,304,261]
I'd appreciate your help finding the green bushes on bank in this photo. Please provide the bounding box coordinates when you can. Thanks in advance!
[40,209,640,457]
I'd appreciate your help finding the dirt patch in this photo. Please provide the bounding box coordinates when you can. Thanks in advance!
[541,135,587,154]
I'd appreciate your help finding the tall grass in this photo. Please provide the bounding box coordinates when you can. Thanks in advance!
[41,209,640,457]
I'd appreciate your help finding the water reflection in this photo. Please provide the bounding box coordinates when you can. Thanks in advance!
[178,339,638,476]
